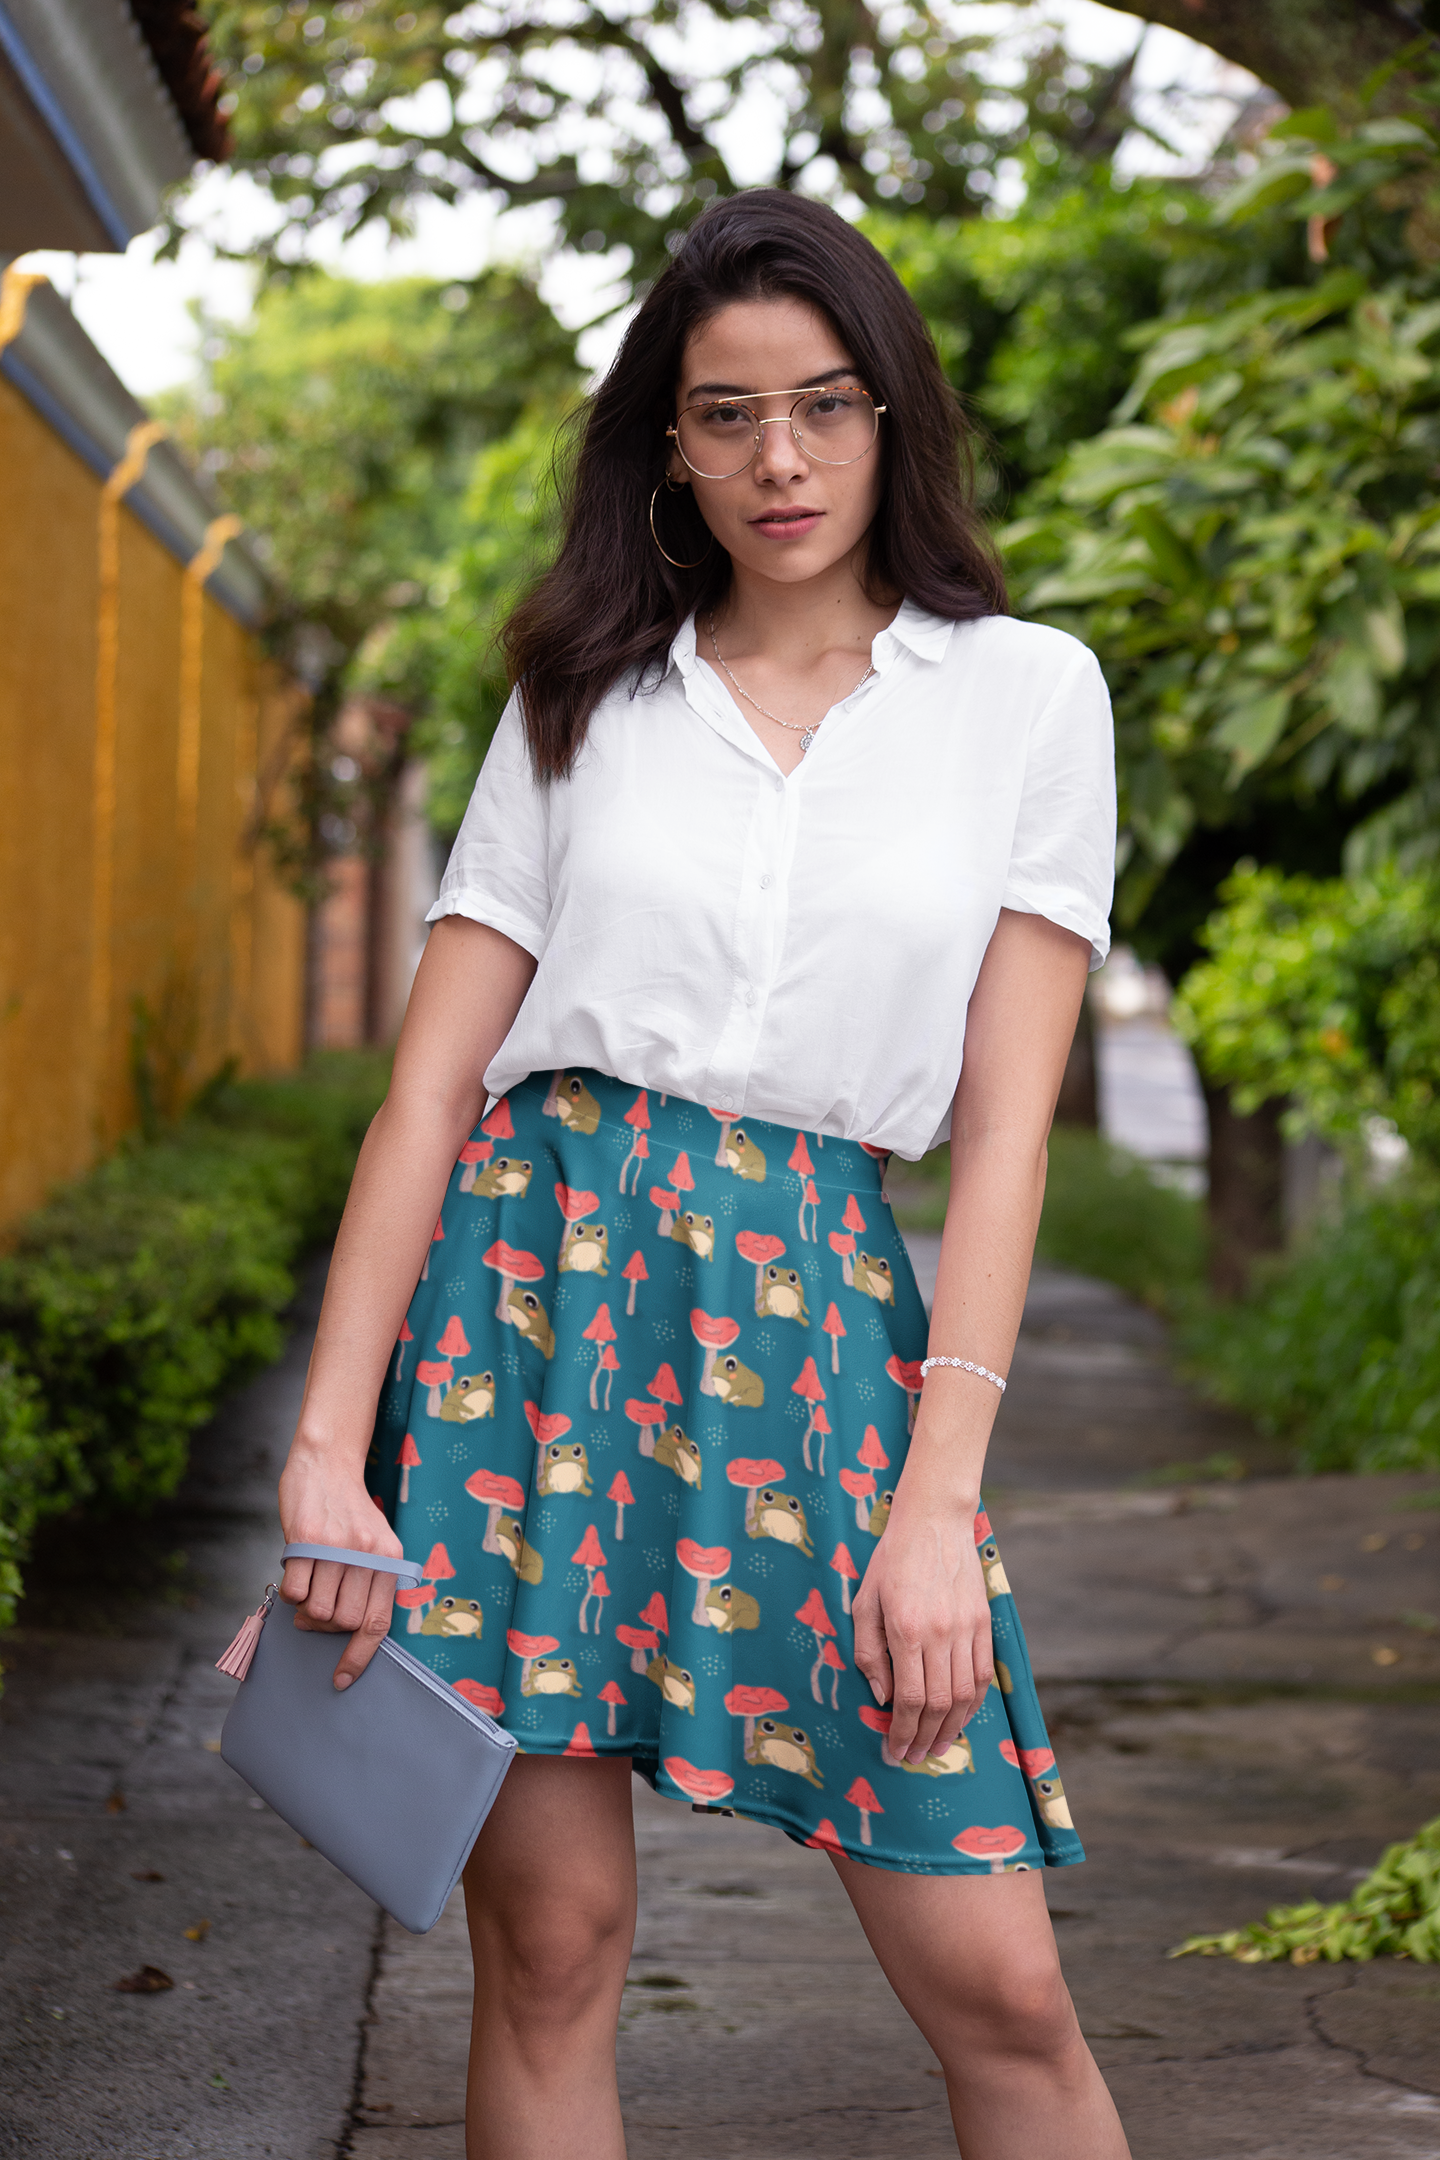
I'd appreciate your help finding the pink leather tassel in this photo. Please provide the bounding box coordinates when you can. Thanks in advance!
[216,1603,268,1682]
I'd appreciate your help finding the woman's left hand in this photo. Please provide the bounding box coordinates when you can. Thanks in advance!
[850,1472,993,1767]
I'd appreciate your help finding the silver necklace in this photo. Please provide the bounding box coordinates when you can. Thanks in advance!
[706,615,876,756]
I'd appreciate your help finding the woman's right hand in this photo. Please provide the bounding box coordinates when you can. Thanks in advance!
[278,1445,405,1690]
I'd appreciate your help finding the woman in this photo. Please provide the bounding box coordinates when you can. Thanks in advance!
[278,189,1128,2160]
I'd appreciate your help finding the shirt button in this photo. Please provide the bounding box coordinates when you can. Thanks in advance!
[716,1097,734,1113]
[774,778,784,794]
[759,874,772,890]
[744,988,756,1006]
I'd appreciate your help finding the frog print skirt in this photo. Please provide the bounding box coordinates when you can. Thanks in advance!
[368,1070,1084,1877]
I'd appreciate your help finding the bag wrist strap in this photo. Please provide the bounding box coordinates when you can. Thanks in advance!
[281,1542,424,1586]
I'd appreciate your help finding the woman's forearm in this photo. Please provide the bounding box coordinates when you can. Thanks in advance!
[893,909,1091,1516]
[902,1129,1047,1508]
[289,917,537,1481]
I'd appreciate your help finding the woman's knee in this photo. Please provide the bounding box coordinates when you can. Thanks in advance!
[470,1875,635,2031]
[948,1943,1079,2065]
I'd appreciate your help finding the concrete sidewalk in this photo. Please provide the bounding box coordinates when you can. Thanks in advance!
[3,1251,1438,2158]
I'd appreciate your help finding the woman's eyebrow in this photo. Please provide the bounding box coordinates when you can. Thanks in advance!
[685,365,859,397]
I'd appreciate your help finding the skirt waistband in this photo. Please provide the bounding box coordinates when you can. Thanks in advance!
[509,1071,890,1202]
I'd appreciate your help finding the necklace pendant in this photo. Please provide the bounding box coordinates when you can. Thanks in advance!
[799,727,815,755]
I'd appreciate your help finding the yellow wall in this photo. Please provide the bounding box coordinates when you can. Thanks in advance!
[0,374,305,1228]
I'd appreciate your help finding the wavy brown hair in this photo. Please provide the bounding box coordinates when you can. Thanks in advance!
[504,188,1007,778]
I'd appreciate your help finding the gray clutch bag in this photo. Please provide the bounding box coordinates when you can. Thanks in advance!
[217,1542,516,1934]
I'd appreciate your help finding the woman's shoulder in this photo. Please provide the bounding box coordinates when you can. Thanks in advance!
[945,611,1102,689]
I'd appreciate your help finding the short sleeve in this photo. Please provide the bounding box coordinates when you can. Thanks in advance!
[426,692,551,958]
[1000,644,1116,970]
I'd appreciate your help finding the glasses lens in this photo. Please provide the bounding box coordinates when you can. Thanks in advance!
[676,401,756,479]
[793,386,877,465]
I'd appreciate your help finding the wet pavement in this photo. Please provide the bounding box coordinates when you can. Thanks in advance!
[2,1248,1438,2158]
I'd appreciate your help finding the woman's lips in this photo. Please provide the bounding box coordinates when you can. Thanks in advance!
[749,509,824,539]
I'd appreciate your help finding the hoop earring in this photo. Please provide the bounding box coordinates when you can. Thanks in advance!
[649,480,711,570]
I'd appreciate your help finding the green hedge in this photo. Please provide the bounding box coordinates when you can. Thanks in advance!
[0,1053,389,1632]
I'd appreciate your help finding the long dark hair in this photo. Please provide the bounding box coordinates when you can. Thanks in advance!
[504,189,1007,778]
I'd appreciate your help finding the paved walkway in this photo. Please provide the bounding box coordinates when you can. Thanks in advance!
[3,1250,1438,2158]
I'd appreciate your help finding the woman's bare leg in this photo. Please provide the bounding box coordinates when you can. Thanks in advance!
[463,1755,637,2160]
[833,1856,1130,2160]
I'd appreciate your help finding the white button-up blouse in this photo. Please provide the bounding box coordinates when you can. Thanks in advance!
[428,603,1115,1161]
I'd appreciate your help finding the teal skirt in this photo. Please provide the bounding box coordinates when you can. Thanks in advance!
[369,1070,1083,1876]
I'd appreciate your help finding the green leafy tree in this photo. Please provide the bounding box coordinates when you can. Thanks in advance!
[162,267,577,892]
[192,1,1154,281]
[357,395,575,838]
[1176,863,1440,1171]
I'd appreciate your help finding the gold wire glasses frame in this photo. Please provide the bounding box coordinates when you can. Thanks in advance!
[667,383,886,481]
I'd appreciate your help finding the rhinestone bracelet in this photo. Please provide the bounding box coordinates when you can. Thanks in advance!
[919,1355,1006,1393]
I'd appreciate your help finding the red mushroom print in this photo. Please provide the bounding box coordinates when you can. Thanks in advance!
[670,1152,695,1196]
[830,1543,861,1616]
[709,1105,736,1166]
[420,1215,444,1280]
[885,1354,925,1433]
[807,1406,831,1475]
[414,1360,452,1418]
[615,1623,660,1675]
[952,1825,1028,1874]
[457,1139,492,1192]
[791,1359,828,1472]
[395,1581,435,1634]
[554,1183,602,1269]
[828,1232,856,1287]
[821,1303,846,1373]
[804,1818,844,1855]
[583,1305,618,1410]
[464,1467,527,1555]
[505,1628,560,1692]
[676,1537,732,1626]
[647,1363,683,1415]
[843,1194,867,1238]
[524,1401,573,1451]
[664,1759,735,1806]
[563,1723,597,1759]
[838,1467,876,1533]
[690,1309,741,1395]
[857,1425,890,1474]
[621,1250,648,1315]
[801,1176,820,1243]
[846,1776,883,1848]
[454,1678,505,1717]
[396,1432,422,1502]
[607,1470,635,1539]
[640,1591,669,1635]
[725,1457,787,1533]
[480,1098,514,1142]
[436,1315,471,1361]
[599,1681,627,1737]
[788,1133,815,1182]
[572,1524,607,1632]
[619,1091,651,1194]
[598,1343,619,1412]
[795,1586,838,1702]
[735,1230,787,1315]
[650,1185,681,1238]
[820,1640,845,1709]
[624,1398,665,1459]
[723,1684,789,1755]
[589,1570,610,1633]
[483,1240,544,1323]
[393,1317,413,1382]
[423,1542,457,1586]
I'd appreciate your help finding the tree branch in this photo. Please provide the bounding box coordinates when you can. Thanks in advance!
[1104,0,1435,111]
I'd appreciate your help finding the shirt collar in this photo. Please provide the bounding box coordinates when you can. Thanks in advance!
[667,599,954,680]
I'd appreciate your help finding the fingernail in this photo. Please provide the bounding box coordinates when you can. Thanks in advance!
[334,1675,352,1692]
[871,1681,885,1703]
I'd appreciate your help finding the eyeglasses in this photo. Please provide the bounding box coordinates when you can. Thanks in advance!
[668,383,886,480]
